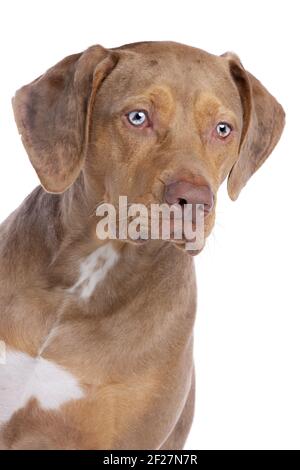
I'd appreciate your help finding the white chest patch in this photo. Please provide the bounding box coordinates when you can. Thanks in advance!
[0,349,84,424]
[68,243,119,300]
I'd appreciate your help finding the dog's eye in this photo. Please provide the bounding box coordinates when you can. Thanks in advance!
[216,122,232,138]
[127,110,148,127]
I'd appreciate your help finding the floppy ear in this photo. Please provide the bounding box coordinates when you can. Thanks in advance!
[12,45,118,193]
[222,52,285,201]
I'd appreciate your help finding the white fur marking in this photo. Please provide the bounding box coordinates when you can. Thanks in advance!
[0,340,6,364]
[68,244,119,299]
[0,349,84,424]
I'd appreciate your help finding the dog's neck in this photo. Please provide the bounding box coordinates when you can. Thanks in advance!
[39,175,186,294]
[5,175,189,312]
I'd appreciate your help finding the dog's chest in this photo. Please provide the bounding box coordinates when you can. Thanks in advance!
[0,348,84,425]
[0,245,122,427]
[0,243,193,448]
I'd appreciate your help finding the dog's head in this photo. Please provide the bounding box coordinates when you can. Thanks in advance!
[13,42,285,250]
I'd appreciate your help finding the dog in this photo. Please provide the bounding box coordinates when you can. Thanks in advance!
[0,41,285,449]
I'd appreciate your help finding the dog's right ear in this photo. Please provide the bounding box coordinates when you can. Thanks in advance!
[12,46,118,193]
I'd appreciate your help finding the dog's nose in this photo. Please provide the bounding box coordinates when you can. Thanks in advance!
[164,180,214,215]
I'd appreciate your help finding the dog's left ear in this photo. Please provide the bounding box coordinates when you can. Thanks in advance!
[221,52,285,201]
[12,45,118,193]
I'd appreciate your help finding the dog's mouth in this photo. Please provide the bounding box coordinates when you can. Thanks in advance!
[97,220,207,255]
[95,198,212,255]
[125,234,205,257]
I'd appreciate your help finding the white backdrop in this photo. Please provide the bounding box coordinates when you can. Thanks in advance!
[0,0,299,450]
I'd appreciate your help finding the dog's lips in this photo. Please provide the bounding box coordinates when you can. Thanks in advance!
[123,236,149,246]
[120,235,204,255]
[127,237,204,256]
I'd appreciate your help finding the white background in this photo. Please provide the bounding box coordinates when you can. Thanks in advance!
[0,0,299,450]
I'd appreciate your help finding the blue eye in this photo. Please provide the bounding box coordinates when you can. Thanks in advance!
[127,110,148,127]
[216,122,232,138]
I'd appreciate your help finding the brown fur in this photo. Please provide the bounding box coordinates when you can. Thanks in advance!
[0,41,285,449]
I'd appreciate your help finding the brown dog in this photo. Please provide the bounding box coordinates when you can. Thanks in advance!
[0,41,284,449]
